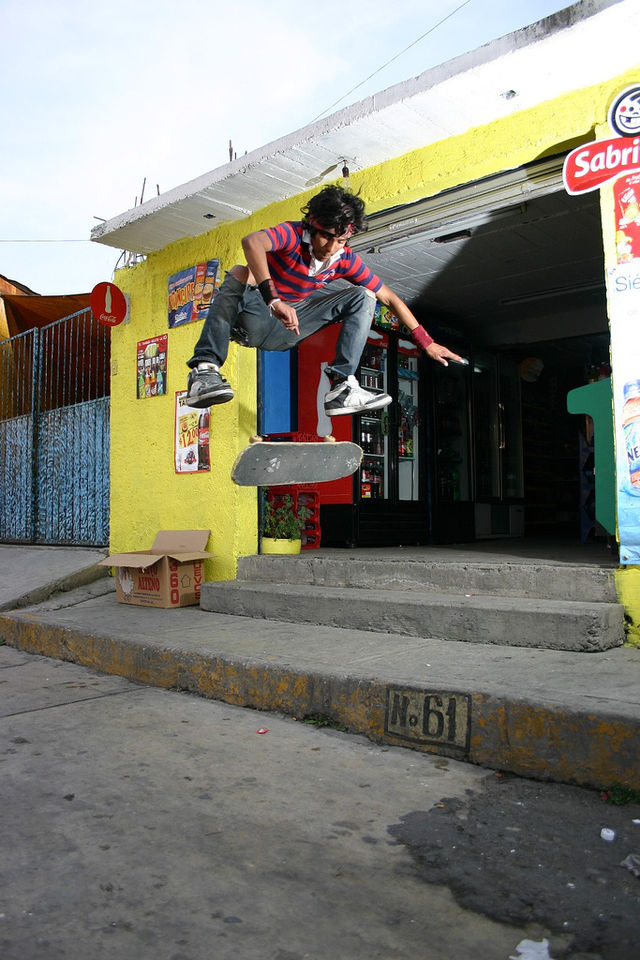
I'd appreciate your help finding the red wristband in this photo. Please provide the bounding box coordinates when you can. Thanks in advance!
[410,324,434,350]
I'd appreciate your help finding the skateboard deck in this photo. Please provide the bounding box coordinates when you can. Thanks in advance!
[232,439,363,486]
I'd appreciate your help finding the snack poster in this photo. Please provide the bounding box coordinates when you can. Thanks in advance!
[174,392,211,473]
[136,335,168,399]
[606,250,640,563]
[168,259,220,328]
[563,87,640,564]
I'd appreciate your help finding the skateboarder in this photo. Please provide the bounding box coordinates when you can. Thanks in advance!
[186,185,463,415]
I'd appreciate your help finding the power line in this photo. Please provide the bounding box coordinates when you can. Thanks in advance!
[0,239,96,243]
[309,0,473,124]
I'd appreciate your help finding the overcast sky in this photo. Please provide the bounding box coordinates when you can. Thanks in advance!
[1,0,574,295]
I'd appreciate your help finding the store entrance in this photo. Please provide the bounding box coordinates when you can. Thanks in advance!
[518,332,612,544]
[345,155,612,553]
[426,334,612,550]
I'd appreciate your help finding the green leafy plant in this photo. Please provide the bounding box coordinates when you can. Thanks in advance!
[262,495,311,541]
[600,782,640,805]
[302,713,347,731]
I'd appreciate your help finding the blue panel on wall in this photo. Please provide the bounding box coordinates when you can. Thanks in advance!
[260,351,294,434]
[0,416,34,541]
[36,398,110,545]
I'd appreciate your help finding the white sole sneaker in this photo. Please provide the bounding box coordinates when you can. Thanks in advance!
[324,375,392,417]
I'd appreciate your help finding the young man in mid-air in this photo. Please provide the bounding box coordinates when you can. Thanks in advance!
[186,185,462,414]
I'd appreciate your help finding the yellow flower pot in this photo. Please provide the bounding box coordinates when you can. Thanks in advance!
[261,537,302,555]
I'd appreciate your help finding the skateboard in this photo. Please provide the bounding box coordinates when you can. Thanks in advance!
[232,436,363,486]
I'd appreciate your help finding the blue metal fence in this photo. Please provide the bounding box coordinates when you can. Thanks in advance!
[0,308,110,545]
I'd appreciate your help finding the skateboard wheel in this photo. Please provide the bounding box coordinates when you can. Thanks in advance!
[249,435,264,444]
[323,434,336,443]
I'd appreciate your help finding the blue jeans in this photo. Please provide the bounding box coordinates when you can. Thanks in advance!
[187,272,376,381]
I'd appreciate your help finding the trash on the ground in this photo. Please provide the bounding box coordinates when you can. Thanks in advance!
[600,827,616,842]
[256,727,269,735]
[620,853,640,877]
[633,819,640,825]
[509,937,554,960]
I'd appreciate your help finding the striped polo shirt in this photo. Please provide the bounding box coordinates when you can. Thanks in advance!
[264,221,382,301]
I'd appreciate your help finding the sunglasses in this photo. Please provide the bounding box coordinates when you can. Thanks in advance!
[309,222,353,244]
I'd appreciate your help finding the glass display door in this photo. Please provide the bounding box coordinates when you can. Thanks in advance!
[357,333,425,504]
[358,335,388,501]
[429,358,474,542]
[472,352,524,537]
[353,329,430,545]
[397,337,421,501]
[432,360,472,505]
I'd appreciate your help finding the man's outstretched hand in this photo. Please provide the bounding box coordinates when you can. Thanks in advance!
[426,342,466,367]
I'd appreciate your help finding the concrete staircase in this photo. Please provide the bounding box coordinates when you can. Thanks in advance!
[199,551,626,653]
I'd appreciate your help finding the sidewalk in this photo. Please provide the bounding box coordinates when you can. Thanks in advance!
[0,544,638,793]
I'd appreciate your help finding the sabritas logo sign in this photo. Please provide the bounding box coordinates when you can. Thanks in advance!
[563,85,640,195]
[563,136,640,194]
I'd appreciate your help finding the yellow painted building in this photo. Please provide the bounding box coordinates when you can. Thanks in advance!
[95,2,640,640]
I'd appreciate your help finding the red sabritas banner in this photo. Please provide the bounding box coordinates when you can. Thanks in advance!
[563,136,640,195]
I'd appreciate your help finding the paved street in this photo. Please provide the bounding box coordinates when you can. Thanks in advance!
[1,646,639,960]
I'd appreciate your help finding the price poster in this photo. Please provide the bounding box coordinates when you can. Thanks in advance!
[168,259,220,328]
[174,391,210,473]
[136,335,168,399]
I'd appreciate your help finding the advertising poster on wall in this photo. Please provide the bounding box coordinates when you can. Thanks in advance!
[607,88,640,562]
[168,259,220,328]
[614,173,640,264]
[607,252,640,563]
[563,85,640,562]
[136,335,168,399]
[174,391,210,473]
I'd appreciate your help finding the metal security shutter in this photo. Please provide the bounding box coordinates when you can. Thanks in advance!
[349,156,566,255]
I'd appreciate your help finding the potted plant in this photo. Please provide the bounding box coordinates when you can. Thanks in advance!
[261,494,311,555]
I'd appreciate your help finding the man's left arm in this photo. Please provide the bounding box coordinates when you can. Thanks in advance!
[375,284,464,366]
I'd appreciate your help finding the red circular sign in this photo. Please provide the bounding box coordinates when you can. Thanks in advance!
[90,282,128,326]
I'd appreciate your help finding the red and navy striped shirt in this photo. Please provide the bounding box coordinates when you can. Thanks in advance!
[264,221,382,301]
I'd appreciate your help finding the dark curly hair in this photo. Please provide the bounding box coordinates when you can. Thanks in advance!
[301,185,366,235]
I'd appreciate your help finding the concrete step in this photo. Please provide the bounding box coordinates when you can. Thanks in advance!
[199,580,625,652]
[236,554,618,603]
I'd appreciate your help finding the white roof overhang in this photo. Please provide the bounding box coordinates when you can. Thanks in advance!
[90,0,636,256]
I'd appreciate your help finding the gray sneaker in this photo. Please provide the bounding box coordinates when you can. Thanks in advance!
[324,375,391,417]
[186,363,234,408]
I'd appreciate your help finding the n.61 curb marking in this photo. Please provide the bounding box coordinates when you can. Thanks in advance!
[385,688,471,753]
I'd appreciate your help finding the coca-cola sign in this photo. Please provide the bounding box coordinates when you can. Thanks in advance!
[563,136,640,195]
[90,281,128,326]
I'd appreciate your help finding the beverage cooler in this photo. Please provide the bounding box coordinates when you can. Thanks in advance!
[306,322,431,547]
[358,333,422,504]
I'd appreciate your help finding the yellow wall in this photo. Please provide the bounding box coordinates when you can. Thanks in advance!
[109,68,640,610]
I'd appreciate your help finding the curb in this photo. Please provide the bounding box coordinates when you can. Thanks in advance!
[0,563,109,614]
[1,610,638,793]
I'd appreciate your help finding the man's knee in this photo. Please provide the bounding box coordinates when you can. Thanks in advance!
[229,265,249,283]
[351,285,376,318]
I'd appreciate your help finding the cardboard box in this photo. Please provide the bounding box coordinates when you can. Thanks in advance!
[99,530,214,608]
